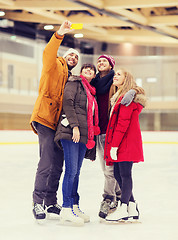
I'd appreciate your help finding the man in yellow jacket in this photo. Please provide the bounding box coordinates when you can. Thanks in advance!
[30,20,80,221]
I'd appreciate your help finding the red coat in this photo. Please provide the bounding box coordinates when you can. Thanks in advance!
[104,95,145,166]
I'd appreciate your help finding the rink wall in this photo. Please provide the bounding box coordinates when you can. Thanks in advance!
[0,130,177,145]
[0,32,178,131]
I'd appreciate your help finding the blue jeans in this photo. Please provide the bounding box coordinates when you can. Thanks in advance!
[61,139,87,208]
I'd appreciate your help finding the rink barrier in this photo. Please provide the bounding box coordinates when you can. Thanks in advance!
[0,141,38,145]
[0,141,178,145]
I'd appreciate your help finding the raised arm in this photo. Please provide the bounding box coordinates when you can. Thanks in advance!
[42,20,74,71]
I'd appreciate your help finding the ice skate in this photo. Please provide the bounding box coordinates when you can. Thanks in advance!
[33,203,46,224]
[99,199,111,219]
[106,203,128,222]
[73,205,90,223]
[109,190,121,213]
[127,201,139,220]
[59,207,84,226]
[109,200,118,213]
[45,203,61,220]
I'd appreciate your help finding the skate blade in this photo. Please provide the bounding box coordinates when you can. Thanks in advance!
[58,219,84,227]
[127,219,142,224]
[83,218,90,223]
[103,219,141,225]
[104,219,127,224]
[99,217,106,223]
[35,218,46,225]
[46,212,60,220]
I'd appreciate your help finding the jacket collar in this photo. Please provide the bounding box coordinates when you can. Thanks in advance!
[68,75,82,82]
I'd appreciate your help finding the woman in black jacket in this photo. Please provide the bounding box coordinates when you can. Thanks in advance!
[55,64,100,226]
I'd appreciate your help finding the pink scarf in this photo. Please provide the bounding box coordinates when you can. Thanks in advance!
[80,75,100,149]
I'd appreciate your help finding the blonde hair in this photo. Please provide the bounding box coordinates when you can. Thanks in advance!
[109,68,145,109]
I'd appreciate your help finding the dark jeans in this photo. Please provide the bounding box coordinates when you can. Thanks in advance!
[61,139,87,208]
[32,122,64,206]
[114,161,135,204]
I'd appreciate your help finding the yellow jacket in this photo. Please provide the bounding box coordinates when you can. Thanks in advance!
[30,33,68,133]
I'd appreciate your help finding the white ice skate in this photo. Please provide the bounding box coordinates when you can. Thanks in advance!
[105,203,128,222]
[59,207,84,226]
[73,205,90,223]
[127,201,139,220]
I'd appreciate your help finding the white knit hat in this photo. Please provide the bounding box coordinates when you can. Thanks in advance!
[63,48,80,59]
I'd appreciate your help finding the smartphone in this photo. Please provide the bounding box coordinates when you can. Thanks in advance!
[70,23,83,30]
[61,118,69,127]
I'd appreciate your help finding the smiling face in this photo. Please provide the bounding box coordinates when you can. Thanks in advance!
[97,57,112,73]
[65,53,78,70]
[113,69,126,87]
[81,66,96,82]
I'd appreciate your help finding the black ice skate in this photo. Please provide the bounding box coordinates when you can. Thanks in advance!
[33,203,46,223]
[99,199,111,219]
[45,203,61,219]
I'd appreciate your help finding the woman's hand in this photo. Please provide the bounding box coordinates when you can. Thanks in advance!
[121,89,136,106]
[110,147,118,160]
[72,127,80,143]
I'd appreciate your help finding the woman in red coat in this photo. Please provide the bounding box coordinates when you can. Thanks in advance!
[104,68,147,222]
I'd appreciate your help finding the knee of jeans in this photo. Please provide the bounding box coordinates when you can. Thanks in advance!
[65,167,77,178]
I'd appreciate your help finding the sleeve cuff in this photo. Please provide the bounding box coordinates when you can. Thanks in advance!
[55,32,64,39]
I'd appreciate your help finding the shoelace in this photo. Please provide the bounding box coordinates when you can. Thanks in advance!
[102,201,110,207]
[46,204,61,210]
[110,201,118,208]
[34,204,44,214]
[77,206,85,214]
[72,209,79,217]
[54,204,61,210]
[100,201,111,213]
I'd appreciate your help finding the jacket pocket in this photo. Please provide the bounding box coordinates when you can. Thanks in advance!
[37,96,61,125]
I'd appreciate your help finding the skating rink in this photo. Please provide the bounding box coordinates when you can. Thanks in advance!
[0,130,178,240]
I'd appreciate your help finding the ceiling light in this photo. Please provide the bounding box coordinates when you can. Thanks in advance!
[0,11,5,17]
[44,25,54,30]
[74,33,83,38]
[0,19,14,28]
[136,78,142,87]
[147,77,157,83]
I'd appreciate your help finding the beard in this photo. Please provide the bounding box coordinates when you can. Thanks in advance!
[67,64,74,71]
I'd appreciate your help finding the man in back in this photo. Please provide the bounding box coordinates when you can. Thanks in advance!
[91,55,121,219]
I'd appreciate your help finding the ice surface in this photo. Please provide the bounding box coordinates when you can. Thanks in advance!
[0,130,178,240]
